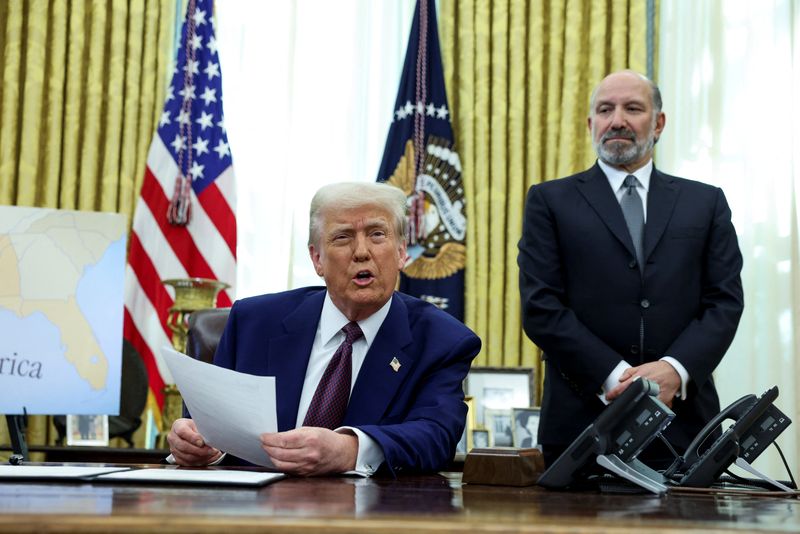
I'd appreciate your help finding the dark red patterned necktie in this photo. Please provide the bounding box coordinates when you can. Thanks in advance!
[303,321,364,429]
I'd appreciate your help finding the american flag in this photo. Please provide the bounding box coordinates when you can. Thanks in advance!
[124,0,235,410]
[377,0,465,321]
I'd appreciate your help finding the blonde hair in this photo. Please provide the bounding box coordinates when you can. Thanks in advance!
[308,182,408,246]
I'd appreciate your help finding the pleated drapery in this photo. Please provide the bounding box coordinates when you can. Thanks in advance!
[440,0,654,397]
[0,0,175,454]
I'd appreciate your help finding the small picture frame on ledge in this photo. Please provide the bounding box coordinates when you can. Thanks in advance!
[465,366,535,427]
[512,407,541,448]
[485,408,514,447]
[66,415,109,446]
[472,428,490,449]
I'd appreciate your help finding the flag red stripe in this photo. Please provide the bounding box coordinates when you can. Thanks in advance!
[197,182,237,258]
[216,289,233,307]
[127,231,175,340]
[124,308,166,407]
[125,3,236,416]
[140,168,220,280]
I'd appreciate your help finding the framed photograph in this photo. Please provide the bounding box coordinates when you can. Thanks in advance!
[66,415,109,446]
[455,396,476,455]
[512,407,541,448]
[484,408,514,447]
[465,366,535,426]
[471,428,490,449]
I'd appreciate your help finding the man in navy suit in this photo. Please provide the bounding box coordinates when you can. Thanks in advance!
[518,71,743,468]
[168,182,481,476]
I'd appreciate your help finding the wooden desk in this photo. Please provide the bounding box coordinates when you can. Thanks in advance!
[4,445,170,464]
[0,466,798,533]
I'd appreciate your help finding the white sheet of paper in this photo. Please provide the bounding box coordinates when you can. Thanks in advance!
[97,467,285,486]
[0,465,130,479]
[161,346,277,467]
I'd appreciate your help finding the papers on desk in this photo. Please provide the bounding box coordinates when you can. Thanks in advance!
[161,345,278,467]
[96,467,285,486]
[0,465,128,479]
[0,465,284,487]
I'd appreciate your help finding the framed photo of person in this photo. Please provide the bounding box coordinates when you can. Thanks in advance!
[512,407,541,448]
[484,408,514,447]
[472,428,490,449]
[465,367,535,426]
[66,415,109,446]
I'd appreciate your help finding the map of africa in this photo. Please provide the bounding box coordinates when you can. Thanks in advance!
[0,206,126,415]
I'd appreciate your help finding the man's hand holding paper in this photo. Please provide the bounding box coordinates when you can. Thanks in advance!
[161,346,278,468]
[167,418,223,466]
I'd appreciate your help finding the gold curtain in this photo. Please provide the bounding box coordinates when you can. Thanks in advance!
[440,0,655,392]
[0,0,175,454]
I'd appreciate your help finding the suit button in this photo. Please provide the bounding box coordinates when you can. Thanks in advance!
[628,260,637,269]
[640,299,650,309]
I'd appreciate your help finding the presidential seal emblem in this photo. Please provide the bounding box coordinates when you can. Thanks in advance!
[387,135,466,280]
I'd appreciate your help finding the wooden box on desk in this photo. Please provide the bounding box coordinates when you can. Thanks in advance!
[462,447,545,486]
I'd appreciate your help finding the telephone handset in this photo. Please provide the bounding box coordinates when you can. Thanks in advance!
[676,386,791,488]
[538,377,674,492]
[678,393,757,470]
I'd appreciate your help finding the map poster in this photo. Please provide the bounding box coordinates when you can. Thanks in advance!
[0,206,126,415]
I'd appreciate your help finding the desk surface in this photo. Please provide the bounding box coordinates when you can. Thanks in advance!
[0,466,798,533]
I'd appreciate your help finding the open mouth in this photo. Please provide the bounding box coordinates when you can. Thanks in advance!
[353,270,374,285]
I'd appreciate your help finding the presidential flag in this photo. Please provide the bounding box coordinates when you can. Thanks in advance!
[124,0,236,411]
[377,0,465,321]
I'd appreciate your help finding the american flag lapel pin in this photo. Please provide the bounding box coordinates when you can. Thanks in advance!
[390,357,401,372]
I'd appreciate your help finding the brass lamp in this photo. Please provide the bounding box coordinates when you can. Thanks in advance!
[158,277,229,447]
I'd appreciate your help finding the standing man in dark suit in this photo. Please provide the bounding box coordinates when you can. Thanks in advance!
[517,70,743,468]
[169,181,481,476]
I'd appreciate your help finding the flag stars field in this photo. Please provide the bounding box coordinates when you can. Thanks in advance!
[393,99,449,123]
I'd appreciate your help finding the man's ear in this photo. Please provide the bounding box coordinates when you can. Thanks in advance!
[653,111,666,141]
[396,241,408,269]
[309,245,324,276]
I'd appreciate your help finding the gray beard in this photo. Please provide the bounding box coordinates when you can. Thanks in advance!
[594,135,654,166]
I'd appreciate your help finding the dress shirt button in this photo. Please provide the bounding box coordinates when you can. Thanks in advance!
[628,259,637,269]
[640,299,650,309]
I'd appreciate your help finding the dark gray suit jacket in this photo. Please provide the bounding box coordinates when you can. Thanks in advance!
[517,163,743,455]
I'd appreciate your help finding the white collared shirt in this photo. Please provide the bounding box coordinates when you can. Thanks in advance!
[598,158,652,221]
[295,292,392,475]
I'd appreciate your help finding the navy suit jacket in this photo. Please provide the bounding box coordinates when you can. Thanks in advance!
[518,164,743,455]
[213,287,481,474]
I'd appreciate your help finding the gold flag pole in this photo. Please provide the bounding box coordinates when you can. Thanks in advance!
[158,277,229,447]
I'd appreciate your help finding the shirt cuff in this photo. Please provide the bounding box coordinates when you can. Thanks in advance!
[660,356,689,399]
[597,360,633,405]
[164,452,226,466]
[337,426,384,476]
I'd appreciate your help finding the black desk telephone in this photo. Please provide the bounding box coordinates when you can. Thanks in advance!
[537,377,675,494]
[538,382,792,494]
[670,386,791,488]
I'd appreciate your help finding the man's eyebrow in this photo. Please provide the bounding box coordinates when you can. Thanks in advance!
[326,219,390,234]
[596,97,647,107]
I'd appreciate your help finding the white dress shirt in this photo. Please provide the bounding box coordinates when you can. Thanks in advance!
[596,159,689,402]
[296,292,390,475]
